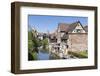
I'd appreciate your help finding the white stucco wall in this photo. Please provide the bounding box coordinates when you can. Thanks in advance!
[72,23,86,33]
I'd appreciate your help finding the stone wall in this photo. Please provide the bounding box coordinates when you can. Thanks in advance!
[68,33,88,52]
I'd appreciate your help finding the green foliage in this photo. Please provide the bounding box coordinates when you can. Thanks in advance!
[42,38,49,45]
[28,38,38,60]
[28,51,37,60]
[68,51,88,58]
[28,30,49,60]
[28,30,39,60]
[41,38,49,51]
[28,40,33,50]
[28,30,40,52]
[28,31,33,40]
[28,31,34,50]
[32,38,40,52]
[78,51,88,57]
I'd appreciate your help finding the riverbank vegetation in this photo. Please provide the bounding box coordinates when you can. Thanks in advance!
[41,38,49,51]
[28,30,49,60]
[28,31,38,60]
[68,50,88,58]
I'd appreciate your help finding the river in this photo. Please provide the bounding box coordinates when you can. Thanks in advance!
[37,50,78,60]
[37,50,60,60]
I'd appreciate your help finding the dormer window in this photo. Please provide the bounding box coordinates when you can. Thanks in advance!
[76,29,81,33]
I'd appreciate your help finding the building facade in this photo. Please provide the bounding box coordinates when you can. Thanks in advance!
[50,21,88,52]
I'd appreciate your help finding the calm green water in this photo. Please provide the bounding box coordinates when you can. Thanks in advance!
[37,50,60,60]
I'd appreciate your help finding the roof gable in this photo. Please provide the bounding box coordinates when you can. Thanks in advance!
[68,21,79,32]
[69,21,86,33]
[58,21,86,33]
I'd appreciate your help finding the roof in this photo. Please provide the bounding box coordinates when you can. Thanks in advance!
[50,21,87,40]
[68,21,79,32]
[84,26,88,32]
[58,21,86,33]
[58,23,70,32]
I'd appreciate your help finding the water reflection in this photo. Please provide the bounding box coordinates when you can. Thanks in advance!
[37,50,60,60]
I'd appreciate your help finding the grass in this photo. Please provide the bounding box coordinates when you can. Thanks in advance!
[68,50,88,58]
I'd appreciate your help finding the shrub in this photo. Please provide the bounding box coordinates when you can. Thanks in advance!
[28,51,37,60]
[68,51,88,58]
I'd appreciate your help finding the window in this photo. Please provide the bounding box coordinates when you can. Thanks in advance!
[66,45,68,48]
[76,29,81,33]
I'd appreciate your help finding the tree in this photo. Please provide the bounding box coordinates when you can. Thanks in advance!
[42,38,49,51]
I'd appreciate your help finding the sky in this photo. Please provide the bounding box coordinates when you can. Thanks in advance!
[28,15,88,33]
